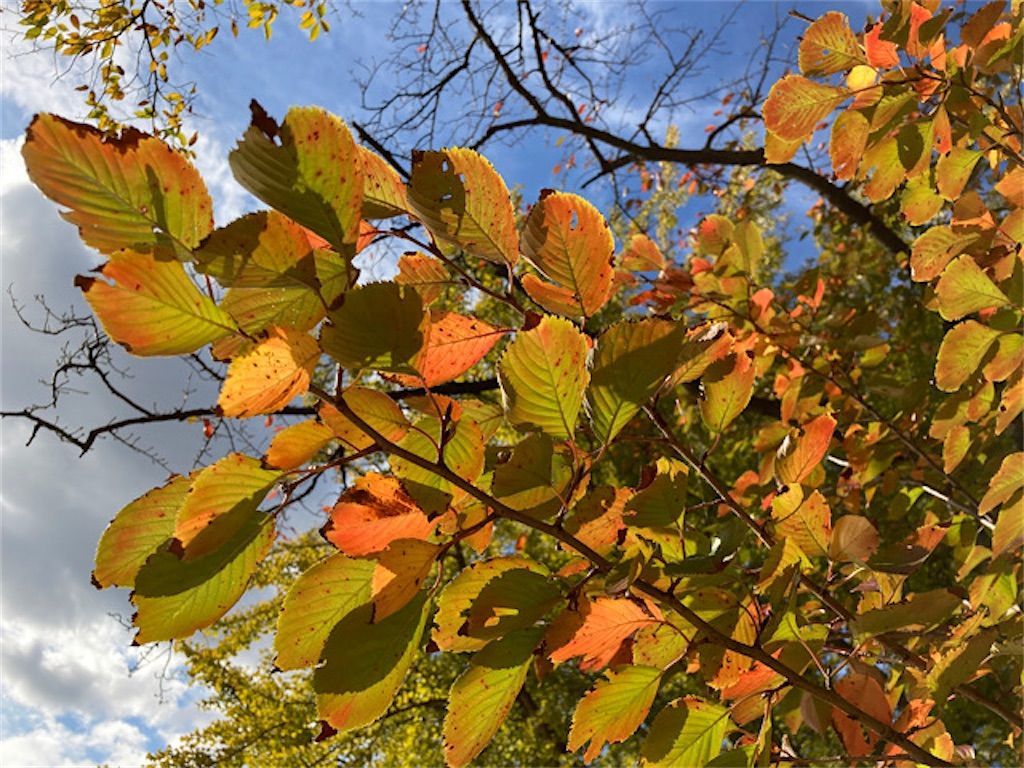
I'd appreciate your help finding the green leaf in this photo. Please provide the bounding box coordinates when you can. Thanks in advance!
[935,256,1010,321]
[407,148,519,264]
[927,629,996,704]
[314,591,429,733]
[498,316,590,440]
[23,114,213,256]
[521,191,614,318]
[568,665,662,763]
[76,250,236,356]
[909,225,969,283]
[699,353,756,433]
[588,319,684,445]
[762,76,847,142]
[934,320,1002,392]
[641,697,731,767]
[93,475,190,589]
[275,553,376,670]
[491,433,574,520]
[433,556,549,653]
[443,628,542,768]
[229,105,363,253]
[320,282,428,373]
[462,567,561,641]
[131,508,275,643]
[854,589,960,635]
[625,458,689,529]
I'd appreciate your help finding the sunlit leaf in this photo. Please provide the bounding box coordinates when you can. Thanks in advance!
[547,597,660,671]
[319,386,410,451]
[771,485,831,559]
[23,114,213,255]
[640,697,731,767]
[979,452,1023,516]
[492,433,574,520]
[829,110,869,181]
[76,250,235,356]
[396,252,450,304]
[799,11,864,75]
[390,312,505,387]
[521,191,614,318]
[775,412,837,484]
[217,328,319,417]
[828,516,880,562]
[359,145,409,218]
[568,665,661,763]
[322,473,435,556]
[230,105,363,253]
[498,316,589,440]
[699,353,755,433]
[407,148,519,264]
[935,256,1010,321]
[763,76,847,142]
[935,320,1002,392]
[372,539,440,622]
[264,419,335,470]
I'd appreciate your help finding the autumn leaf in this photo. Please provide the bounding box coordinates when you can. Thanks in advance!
[521,191,614,318]
[390,311,505,388]
[407,147,519,264]
[775,412,837,484]
[829,516,880,562]
[640,697,731,767]
[396,252,450,305]
[547,597,660,671]
[322,473,435,556]
[830,110,869,181]
[699,353,756,433]
[23,114,213,255]
[264,419,334,470]
[798,12,864,75]
[771,485,832,559]
[830,671,891,756]
[318,386,410,450]
[359,145,409,218]
[371,539,440,622]
[498,315,589,440]
[934,321,1002,392]
[763,76,847,142]
[935,256,1010,321]
[568,665,661,763]
[76,250,235,356]
[217,328,319,417]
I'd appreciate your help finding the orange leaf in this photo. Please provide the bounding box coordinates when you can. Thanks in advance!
[322,473,436,556]
[217,328,320,418]
[371,539,440,622]
[390,312,504,387]
[864,23,900,68]
[547,597,660,671]
[775,412,837,484]
[831,670,892,756]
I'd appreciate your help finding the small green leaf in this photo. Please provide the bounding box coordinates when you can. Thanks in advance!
[641,697,731,767]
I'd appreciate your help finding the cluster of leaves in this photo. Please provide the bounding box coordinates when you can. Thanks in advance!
[18,0,330,145]
[17,2,1024,765]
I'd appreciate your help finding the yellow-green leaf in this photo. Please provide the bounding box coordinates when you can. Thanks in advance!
[935,320,1002,392]
[76,250,235,356]
[799,11,865,75]
[641,697,731,767]
[771,485,832,559]
[699,353,755,433]
[568,665,662,763]
[935,255,1010,321]
[499,316,589,440]
[763,76,847,142]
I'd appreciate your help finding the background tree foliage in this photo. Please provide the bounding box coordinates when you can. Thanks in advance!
[8,0,1024,766]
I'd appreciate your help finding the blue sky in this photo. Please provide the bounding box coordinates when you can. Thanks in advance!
[1,1,879,764]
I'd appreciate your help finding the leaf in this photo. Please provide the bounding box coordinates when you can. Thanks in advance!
[264,419,335,470]
[568,665,662,763]
[829,110,869,181]
[762,76,847,142]
[620,234,666,272]
[935,256,1010,321]
[194,211,348,338]
[491,433,574,520]
[547,597,659,671]
[764,130,803,164]
[229,105,363,253]
[320,282,428,373]
[131,508,275,643]
[173,453,280,559]
[93,475,190,588]
[831,671,891,756]
[76,250,235,356]
[640,697,731,767]
[322,473,435,556]
[318,387,410,451]
[372,539,440,622]
[22,114,213,255]
[771,485,831,559]
[396,252,450,304]
[407,148,519,264]
[934,320,1002,392]
[274,552,375,670]
[799,12,864,75]
[314,591,428,733]
[936,148,983,201]
[979,452,1024,515]
[433,556,549,653]
[829,516,880,562]
[854,589,960,634]
[864,22,900,68]
[359,145,409,218]
[498,316,590,440]
[943,424,971,474]
[217,328,319,417]
[463,568,561,641]
[625,458,689,528]
[588,319,685,445]
[391,416,485,514]
[927,629,996,704]
[699,353,755,433]
[521,191,614,318]
[909,226,968,282]
[443,628,542,768]
[565,487,632,557]
[901,174,944,225]
[775,412,837,484]
[390,312,504,387]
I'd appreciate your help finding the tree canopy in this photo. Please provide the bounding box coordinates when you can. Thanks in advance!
[7,0,1024,766]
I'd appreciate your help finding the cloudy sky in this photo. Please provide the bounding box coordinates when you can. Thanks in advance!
[1,2,875,764]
